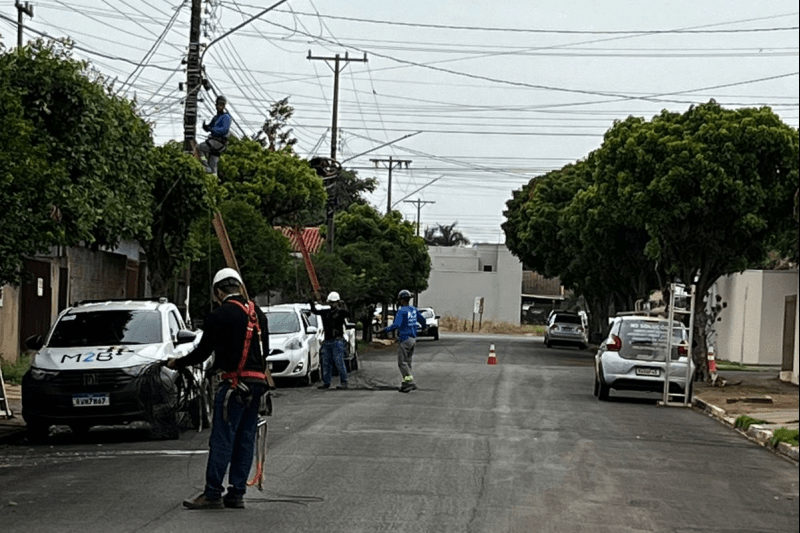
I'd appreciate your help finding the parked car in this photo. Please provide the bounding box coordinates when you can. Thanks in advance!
[594,315,693,401]
[22,298,209,440]
[296,302,359,372]
[544,311,588,349]
[261,304,321,385]
[417,307,440,340]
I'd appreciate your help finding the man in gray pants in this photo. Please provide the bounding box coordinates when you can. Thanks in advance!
[382,290,426,392]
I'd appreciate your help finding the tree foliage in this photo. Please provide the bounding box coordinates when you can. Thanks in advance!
[140,142,217,297]
[256,96,298,152]
[0,40,155,286]
[504,101,799,370]
[423,222,471,246]
[219,137,326,225]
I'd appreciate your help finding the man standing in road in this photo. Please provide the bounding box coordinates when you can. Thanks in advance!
[167,268,270,510]
[310,291,350,390]
[197,94,231,174]
[381,290,426,393]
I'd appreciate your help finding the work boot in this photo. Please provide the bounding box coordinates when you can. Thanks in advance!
[336,382,348,390]
[183,494,224,510]
[318,383,330,390]
[223,495,245,509]
[399,382,417,393]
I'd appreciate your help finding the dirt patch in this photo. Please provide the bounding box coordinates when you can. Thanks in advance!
[694,376,799,417]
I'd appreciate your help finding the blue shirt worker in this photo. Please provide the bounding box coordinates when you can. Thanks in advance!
[310,292,350,390]
[197,95,232,174]
[382,290,426,393]
[167,268,269,510]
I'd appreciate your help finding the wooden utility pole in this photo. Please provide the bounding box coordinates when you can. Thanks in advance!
[371,157,412,214]
[15,0,33,49]
[183,0,203,153]
[403,199,435,237]
[307,51,367,252]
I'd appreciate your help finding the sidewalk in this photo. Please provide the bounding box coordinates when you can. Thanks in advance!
[692,368,799,463]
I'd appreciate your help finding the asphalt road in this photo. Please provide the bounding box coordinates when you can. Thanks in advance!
[0,334,797,533]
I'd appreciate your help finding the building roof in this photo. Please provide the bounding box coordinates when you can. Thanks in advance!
[277,227,324,254]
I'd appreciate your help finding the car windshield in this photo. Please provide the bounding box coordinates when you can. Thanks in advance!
[48,310,162,347]
[553,314,581,324]
[266,311,301,334]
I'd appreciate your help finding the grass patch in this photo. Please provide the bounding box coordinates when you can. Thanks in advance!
[439,316,546,336]
[734,415,767,430]
[1,352,31,385]
[770,428,799,448]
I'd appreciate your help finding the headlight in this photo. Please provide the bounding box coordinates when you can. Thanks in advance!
[285,337,303,351]
[30,367,60,381]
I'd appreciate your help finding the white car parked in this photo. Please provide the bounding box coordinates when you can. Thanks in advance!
[22,298,209,440]
[261,304,321,385]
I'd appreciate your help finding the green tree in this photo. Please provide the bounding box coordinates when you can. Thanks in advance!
[256,96,298,153]
[140,142,217,297]
[594,101,799,370]
[219,137,326,225]
[0,40,154,286]
[189,200,293,319]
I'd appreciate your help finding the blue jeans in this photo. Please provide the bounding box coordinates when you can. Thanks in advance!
[320,339,347,385]
[204,381,267,499]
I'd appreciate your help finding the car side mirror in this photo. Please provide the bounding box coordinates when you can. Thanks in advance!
[25,335,44,351]
[435,315,441,319]
[345,321,356,330]
[175,330,197,345]
[306,325,318,335]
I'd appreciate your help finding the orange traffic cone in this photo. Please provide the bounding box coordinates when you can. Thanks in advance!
[487,344,497,365]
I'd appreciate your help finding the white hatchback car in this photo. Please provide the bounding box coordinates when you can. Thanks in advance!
[22,298,209,440]
[261,304,321,385]
[594,315,693,401]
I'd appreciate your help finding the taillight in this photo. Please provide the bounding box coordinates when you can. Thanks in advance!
[678,344,688,356]
[607,334,622,351]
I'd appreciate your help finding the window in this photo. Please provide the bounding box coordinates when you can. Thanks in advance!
[168,312,181,342]
[265,311,301,334]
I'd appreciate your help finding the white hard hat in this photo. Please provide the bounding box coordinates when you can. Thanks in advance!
[212,268,243,288]
[327,291,341,302]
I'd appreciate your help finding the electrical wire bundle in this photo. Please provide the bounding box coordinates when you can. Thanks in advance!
[134,361,197,439]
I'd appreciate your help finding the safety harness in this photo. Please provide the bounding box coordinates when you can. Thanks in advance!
[220,299,269,423]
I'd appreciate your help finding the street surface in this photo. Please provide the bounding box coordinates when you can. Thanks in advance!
[1,334,797,533]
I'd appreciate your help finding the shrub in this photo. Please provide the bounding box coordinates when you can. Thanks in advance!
[1,352,31,385]
[734,415,767,430]
[770,428,799,448]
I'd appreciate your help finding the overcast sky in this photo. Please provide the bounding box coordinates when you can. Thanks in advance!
[2,1,797,244]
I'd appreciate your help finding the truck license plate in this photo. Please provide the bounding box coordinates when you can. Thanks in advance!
[73,393,110,407]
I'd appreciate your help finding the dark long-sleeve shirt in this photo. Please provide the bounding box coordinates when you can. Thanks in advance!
[309,301,350,341]
[175,296,269,385]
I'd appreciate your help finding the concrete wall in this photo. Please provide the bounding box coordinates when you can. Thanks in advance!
[713,269,799,366]
[417,244,522,325]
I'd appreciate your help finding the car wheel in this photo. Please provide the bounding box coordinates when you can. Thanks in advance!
[593,371,600,397]
[433,329,439,341]
[299,354,313,386]
[350,350,359,371]
[597,368,610,401]
[69,423,92,435]
[311,363,321,384]
[545,340,552,348]
[25,421,51,443]
[579,343,587,351]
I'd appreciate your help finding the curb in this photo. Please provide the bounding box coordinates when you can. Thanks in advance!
[693,397,799,464]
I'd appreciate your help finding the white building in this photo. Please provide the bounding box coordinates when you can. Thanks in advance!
[417,244,522,325]
[711,269,799,384]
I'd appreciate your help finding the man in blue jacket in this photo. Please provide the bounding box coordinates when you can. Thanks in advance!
[197,95,231,174]
[382,290,426,393]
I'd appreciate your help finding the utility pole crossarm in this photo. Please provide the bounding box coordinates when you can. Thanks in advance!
[403,199,435,237]
[370,157,412,214]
